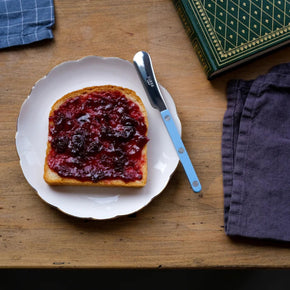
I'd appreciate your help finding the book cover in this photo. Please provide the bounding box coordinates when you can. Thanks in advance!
[173,0,290,79]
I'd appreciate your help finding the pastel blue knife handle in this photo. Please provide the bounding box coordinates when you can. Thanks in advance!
[161,109,201,193]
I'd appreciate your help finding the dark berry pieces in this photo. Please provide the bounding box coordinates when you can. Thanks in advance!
[47,89,149,182]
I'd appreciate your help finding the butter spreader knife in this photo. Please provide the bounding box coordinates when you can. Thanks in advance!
[133,51,201,193]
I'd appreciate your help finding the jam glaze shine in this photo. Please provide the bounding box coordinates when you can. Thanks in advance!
[47,90,149,183]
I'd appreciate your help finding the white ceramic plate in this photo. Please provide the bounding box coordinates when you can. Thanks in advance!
[16,55,181,219]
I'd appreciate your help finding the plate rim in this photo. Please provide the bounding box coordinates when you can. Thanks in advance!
[15,55,181,220]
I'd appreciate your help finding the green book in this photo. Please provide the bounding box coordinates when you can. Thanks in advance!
[173,0,290,79]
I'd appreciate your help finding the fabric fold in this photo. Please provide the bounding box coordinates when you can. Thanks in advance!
[0,0,55,49]
[222,63,290,241]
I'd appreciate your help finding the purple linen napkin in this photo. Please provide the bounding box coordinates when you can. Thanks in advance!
[0,0,54,49]
[222,63,290,241]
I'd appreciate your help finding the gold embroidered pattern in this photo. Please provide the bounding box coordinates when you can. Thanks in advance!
[189,0,290,65]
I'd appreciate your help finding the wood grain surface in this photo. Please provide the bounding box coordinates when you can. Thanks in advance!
[0,0,290,268]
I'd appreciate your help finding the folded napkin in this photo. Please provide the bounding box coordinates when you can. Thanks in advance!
[222,63,290,242]
[0,0,55,49]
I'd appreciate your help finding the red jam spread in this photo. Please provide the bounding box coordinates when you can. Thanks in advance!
[47,90,149,183]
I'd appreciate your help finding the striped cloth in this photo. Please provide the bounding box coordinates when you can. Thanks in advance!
[0,0,54,49]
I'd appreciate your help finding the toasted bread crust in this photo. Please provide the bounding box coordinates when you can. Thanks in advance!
[44,85,148,187]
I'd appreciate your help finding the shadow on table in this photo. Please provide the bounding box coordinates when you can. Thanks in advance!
[1,268,290,289]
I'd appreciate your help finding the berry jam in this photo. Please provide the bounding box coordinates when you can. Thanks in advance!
[47,90,149,183]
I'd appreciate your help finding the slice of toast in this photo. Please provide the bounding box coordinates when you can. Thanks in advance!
[44,85,148,187]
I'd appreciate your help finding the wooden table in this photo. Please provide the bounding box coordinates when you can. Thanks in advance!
[1,0,290,269]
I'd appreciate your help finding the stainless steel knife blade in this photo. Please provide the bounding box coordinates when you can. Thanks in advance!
[133,51,201,193]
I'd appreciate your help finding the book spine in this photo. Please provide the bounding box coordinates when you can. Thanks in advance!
[173,0,216,79]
